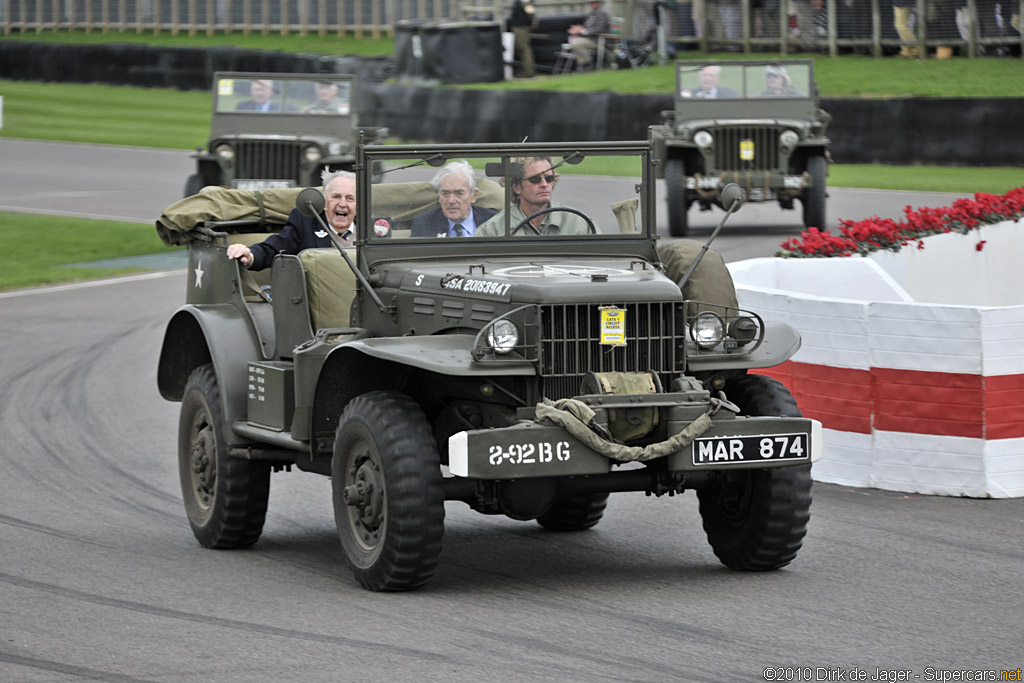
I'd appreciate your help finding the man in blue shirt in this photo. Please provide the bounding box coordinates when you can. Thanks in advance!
[410,160,497,238]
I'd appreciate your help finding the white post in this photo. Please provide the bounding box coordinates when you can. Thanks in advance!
[0,96,4,131]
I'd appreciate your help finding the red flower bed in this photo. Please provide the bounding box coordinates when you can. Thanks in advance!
[778,186,1024,258]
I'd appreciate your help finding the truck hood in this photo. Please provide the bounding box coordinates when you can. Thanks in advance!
[388,257,683,304]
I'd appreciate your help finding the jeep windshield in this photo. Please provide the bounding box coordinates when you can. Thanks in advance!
[677,62,813,100]
[214,75,352,115]
[358,142,652,248]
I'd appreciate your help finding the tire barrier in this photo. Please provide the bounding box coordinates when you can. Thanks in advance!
[0,41,1020,166]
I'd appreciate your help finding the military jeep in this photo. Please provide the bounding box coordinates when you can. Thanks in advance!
[157,138,821,592]
[183,71,386,197]
[651,60,832,237]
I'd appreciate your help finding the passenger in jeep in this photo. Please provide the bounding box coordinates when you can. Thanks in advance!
[476,157,591,236]
[410,160,497,238]
[226,170,356,270]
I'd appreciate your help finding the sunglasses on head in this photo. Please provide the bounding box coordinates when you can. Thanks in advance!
[524,173,557,185]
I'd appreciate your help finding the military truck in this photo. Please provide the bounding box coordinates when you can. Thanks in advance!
[157,138,821,592]
[651,59,831,237]
[183,71,386,197]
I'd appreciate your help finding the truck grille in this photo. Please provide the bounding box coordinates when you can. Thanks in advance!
[234,140,303,182]
[714,127,779,173]
[538,302,681,401]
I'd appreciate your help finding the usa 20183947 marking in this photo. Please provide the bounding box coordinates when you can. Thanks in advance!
[489,442,570,466]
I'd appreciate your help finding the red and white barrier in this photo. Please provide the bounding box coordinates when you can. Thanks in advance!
[728,220,1024,498]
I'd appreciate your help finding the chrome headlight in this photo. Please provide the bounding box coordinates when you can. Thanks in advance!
[780,130,799,149]
[303,145,323,163]
[214,143,234,160]
[487,319,519,355]
[694,130,714,149]
[690,312,725,349]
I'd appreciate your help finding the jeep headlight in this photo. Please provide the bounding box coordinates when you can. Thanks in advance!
[780,130,799,149]
[215,143,234,160]
[694,130,714,149]
[303,145,323,163]
[690,312,724,349]
[487,319,519,355]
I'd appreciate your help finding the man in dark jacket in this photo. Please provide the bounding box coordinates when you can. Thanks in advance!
[226,170,356,270]
[410,161,497,238]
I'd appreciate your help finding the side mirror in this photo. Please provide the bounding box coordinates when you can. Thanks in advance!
[297,187,325,217]
[720,183,745,213]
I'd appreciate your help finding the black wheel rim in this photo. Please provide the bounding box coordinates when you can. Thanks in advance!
[187,408,217,521]
[342,436,386,555]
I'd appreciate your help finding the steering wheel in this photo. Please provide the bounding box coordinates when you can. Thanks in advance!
[511,206,598,235]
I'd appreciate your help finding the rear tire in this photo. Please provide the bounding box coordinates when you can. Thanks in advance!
[664,158,690,237]
[178,364,270,549]
[537,493,609,531]
[801,155,827,230]
[697,374,812,571]
[332,391,445,591]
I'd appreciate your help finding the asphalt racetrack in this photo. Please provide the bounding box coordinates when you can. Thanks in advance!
[1,139,1020,682]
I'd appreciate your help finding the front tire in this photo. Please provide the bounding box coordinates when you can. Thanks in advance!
[537,492,609,531]
[183,173,204,198]
[697,374,812,571]
[178,364,270,549]
[664,158,690,237]
[801,155,827,230]
[332,391,445,591]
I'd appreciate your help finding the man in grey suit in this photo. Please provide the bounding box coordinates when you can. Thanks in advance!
[410,160,497,238]
[235,79,281,112]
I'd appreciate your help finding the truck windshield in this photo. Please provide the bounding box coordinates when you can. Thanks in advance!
[362,147,649,244]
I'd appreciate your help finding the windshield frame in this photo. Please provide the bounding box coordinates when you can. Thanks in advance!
[354,141,658,270]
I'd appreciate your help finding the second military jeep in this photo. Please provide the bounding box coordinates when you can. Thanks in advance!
[157,138,821,592]
[183,71,386,197]
[651,60,832,237]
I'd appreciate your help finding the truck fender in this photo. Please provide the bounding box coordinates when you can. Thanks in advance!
[307,335,536,443]
[157,304,263,444]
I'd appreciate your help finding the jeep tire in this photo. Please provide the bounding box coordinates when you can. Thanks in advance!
[178,364,271,549]
[801,155,827,230]
[537,492,610,531]
[184,173,204,198]
[697,374,812,571]
[332,391,445,591]
[664,158,690,237]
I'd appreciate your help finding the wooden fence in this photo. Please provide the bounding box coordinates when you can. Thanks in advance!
[2,0,1021,56]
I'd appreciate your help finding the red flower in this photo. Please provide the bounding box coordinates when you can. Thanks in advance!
[777,186,1024,258]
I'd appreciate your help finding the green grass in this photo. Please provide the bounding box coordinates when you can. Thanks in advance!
[0,80,212,148]
[0,212,182,291]
[475,54,1024,98]
[1,28,396,57]
[6,30,1024,96]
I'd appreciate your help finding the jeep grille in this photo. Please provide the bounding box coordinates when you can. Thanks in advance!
[538,302,681,401]
[714,127,779,172]
[233,140,303,181]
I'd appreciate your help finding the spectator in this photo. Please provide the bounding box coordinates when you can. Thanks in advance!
[892,0,919,57]
[509,0,539,78]
[568,0,611,70]
[477,157,591,236]
[226,170,356,270]
[410,161,497,238]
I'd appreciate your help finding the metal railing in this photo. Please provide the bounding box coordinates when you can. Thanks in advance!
[3,0,1021,56]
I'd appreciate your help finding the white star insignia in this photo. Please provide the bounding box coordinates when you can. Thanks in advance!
[315,230,328,238]
[194,262,204,289]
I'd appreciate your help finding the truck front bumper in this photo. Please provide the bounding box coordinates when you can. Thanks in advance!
[448,408,822,480]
